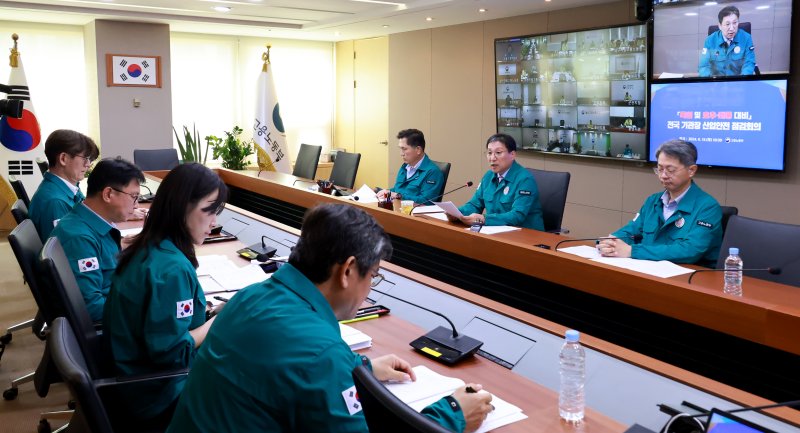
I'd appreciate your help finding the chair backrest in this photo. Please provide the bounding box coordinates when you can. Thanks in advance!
[526,168,571,232]
[708,22,751,36]
[49,317,115,433]
[292,143,322,179]
[36,157,49,175]
[329,151,361,189]
[430,160,451,199]
[9,174,30,207]
[720,205,738,236]
[352,365,452,433]
[39,237,108,378]
[133,148,180,171]
[716,215,800,287]
[11,198,29,224]
[9,220,61,324]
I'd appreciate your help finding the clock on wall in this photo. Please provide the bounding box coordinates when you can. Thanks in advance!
[106,54,162,88]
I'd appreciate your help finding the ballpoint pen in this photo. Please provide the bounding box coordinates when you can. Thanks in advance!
[339,314,379,324]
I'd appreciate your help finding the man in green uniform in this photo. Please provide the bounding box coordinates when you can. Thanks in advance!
[50,158,144,322]
[377,129,445,204]
[452,133,544,230]
[28,129,99,240]
[167,204,493,433]
[598,139,722,266]
[699,6,756,77]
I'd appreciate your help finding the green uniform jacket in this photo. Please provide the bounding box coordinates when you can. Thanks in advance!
[167,264,466,433]
[28,172,85,240]
[459,161,544,230]
[104,239,206,421]
[50,204,120,322]
[699,29,756,77]
[390,155,445,204]
[613,182,722,266]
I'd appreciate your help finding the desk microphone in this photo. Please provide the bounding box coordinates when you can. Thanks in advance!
[658,399,800,433]
[687,267,781,284]
[291,179,316,188]
[554,234,643,250]
[370,285,482,365]
[237,235,280,262]
[411,181,474,209]
[138,184,155,203]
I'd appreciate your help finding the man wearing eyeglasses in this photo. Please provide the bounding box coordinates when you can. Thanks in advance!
[699,5,756,77]
[49,157,145,322]
[28,129,100,239]
[598,140,722,266]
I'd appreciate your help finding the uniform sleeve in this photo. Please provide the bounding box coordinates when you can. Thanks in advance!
[35,200,74,240]
[59,233,107,322]
[485,176,537,227]
[458,182,486,216]
[741,33,756,75]
[698,36,713,77]
[142,265,204,369]
[631,200,723,264]
[421,398,466,433]
[406,168,445,204]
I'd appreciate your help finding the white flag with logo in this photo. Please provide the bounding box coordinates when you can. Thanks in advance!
[253,58,290,173]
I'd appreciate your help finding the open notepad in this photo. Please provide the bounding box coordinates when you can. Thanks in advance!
[339,323,372,350]
[196,255,270,304]
[384,366,527,433]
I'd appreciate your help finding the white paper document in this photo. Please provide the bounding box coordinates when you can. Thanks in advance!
[432,201,463,219]
[411,205,444,215]
[350,184,378,203]
[339,323,372,350]
[591,257,694,278]
[467,225,520,235]
[196,255,269,294]
[384,366,527,433]
[119,227,142,237]
[558,245,601,259]
[423,212,449,221]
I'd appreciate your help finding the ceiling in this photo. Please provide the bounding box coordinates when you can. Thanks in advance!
[0,0,615,41]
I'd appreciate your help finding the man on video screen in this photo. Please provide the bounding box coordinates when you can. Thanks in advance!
[699,5,756,77]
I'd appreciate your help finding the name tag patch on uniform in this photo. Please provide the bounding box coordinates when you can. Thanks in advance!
[341,385,362,415]
[77,257,99,273]
[426,180,436,184]
[176,300,194,318]
[519,190,531,196]
[697,220,713,228]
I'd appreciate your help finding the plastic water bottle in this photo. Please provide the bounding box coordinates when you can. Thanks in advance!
[724,247,743,296]
[559,329,585,423]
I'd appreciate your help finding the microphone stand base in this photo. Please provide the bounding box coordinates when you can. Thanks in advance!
[409,326,483,365]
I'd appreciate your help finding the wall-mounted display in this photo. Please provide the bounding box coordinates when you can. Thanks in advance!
[495,24,647,161]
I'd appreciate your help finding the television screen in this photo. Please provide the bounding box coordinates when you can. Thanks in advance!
[648,79,787,171]
[495,24,648,161]
[652,0,792,79]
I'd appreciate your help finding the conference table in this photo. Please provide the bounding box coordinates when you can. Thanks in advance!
[140,170,800,432]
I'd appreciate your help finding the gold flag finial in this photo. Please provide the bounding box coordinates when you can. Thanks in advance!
[262,44,271,72]
[10,33,19,68]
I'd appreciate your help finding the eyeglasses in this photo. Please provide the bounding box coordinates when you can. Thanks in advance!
[70,154,94,166]
[652,166,685,177]
[486,151,508,158]
[371,273,385,287]
[110,187,140,203]
[720,21,739,29]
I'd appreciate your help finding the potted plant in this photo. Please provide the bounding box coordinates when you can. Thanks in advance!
[207,126,254,170]
[173,124,209,164]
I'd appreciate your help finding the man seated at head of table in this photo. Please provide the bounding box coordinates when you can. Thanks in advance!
[49,157,145,323]
[166,203,493,433]
[597,139,722,266]
[376,128,445,204]
[28,129,100,240]
[448,133,544,231]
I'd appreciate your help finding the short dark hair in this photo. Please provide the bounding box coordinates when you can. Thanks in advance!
[655,139,698,167]
[486,133,517,152]
[116,163,228,271]
[289,204,392,283]
[718,5,740,23]
[397,129,426,151]
[86,157,144,197]
[44,129,100,167]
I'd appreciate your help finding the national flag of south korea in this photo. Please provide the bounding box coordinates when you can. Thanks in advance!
[253,48,290,174]
[111,55,157,85]
[1,35,45,196]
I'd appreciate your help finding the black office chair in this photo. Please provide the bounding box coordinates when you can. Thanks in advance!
[36,157,49,175]
[10,198,28,225]
[133,149,180,171]
[292,143,322,180]
[706,22,760,75]
[526,168,571,233]
[716,215,800,287]
[2,201,38,356]
[329,151,361,190]
[352,365,452,433]
[720,205,738,236]
[430,160,451,199]
[9,174,30,207]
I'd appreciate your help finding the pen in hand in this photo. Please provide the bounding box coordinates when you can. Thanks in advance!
[214,295,229,303]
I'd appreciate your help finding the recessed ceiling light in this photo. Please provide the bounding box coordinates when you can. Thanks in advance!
[382,24,389,28]
[478,8,487,13]
[756,5,769,9]
[426,17,433,21]
[335,31,341,36]
[213,5,231,12]
[545,0,551,2]
[685,12,698,16]
[704,1,717,5]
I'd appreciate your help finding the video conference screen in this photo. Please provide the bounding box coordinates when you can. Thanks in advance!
[652,0,792,79]
[648,79,787,171]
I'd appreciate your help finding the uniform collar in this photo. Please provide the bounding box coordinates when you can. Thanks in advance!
[493,160,520,183]
[44,171,80,196]
[271,263,340,332]
[74,203,117,235]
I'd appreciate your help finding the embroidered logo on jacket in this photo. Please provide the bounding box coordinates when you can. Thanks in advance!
[341,385,362,415]
[176,300,194,318]
[78,257,99,273]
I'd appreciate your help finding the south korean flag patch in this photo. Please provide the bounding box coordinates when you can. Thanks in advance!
[341,385,362,415]
[77,257,99,273]
[176,299,194,318]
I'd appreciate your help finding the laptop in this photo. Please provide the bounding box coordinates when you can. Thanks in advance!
[705,408,776,433]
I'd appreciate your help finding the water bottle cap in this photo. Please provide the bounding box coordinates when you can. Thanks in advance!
[565,330,580,342]
[729,247,739,255]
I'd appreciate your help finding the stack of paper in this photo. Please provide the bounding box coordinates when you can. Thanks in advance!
[557,246,694,278]
[196,254,270,296]
[350,184,379,203]
[339,323,372,350]
[466,225,521,235]
[384,366,527,433]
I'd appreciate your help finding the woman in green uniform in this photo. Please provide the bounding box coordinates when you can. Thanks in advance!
[103,163,228,424]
